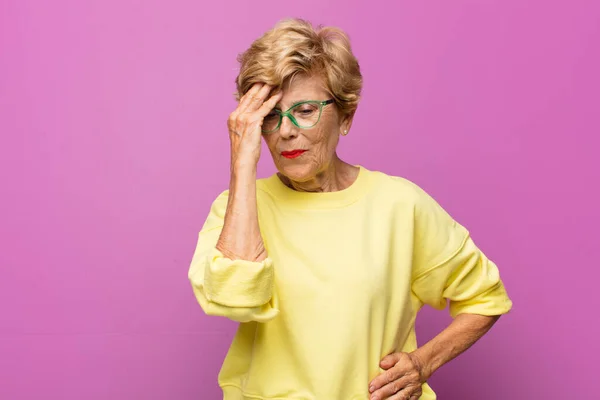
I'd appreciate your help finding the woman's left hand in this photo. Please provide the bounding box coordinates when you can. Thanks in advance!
[368,352,426,400]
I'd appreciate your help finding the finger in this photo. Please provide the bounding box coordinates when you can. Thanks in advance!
[228,110,239,133]
[396,384,422,400]
[385,387,420,400]
[256,90,283,118]
[370,379,403,400]
[237,84,263,115]
[240,83,271,113]
[245,83,273,113]
[238,83,264,113]
[379,352,402,370]
[369,381,422,400]
[370,353,410,392]
[371,374,416,400]
[235,85,268,134]
[385,392,408,400]
[369,366,404,394]
[236,88,280,137]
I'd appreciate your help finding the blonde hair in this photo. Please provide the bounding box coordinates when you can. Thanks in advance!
[235,18,363,117]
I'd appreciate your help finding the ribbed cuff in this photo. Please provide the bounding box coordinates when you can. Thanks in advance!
[203,248,274,308]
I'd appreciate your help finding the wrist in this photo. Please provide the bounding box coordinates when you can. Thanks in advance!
[229,164,257,198]
[409,348,435,382]
[231,159,257,180]
[232,158,258,175]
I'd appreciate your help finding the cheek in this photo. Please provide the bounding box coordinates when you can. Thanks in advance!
[309,129,339,163]
[312,122,338,146]
[263,135,278,152]
[320,122,340,150]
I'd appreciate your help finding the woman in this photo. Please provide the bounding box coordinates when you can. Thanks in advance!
[188,18,512,400]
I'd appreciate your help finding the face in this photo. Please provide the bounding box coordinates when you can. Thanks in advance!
[262,74,351,183]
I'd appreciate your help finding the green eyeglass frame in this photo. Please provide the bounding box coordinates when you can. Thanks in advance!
[262,99,335,134]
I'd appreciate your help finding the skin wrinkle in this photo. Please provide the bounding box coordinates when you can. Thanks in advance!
[262,74,358,193]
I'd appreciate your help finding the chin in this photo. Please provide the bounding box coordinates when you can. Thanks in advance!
[277,162,316,183]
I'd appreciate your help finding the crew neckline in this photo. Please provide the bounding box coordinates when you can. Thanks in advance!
[260,165,372,209]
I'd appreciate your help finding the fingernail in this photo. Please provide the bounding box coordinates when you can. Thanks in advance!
[369,385,375,392]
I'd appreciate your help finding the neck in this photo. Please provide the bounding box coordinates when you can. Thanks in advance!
[279,156,359,193]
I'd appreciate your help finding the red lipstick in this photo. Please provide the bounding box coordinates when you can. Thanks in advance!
[281,150,306,159]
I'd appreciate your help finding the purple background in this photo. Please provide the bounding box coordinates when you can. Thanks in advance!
[1,1,599,399]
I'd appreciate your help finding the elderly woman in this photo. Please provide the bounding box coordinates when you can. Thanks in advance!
[188,18,512,400]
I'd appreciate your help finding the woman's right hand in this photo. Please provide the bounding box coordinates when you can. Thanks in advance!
[217,83,277,264]
[227,83,282,171]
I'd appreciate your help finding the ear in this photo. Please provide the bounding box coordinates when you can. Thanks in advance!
[339,111,355,136]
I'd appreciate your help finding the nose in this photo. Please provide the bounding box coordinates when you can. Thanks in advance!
[278,116,298,139]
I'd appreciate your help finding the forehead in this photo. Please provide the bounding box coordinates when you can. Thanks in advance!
[280,74,329,105]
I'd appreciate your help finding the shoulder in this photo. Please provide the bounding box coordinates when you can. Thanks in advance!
[363,169,461,231]
[365,168,432,207]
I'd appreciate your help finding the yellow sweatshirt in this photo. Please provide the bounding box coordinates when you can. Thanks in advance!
[188,166,512,400]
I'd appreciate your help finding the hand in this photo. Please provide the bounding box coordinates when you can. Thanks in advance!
[368,352,426,400]
[227,83,282,170]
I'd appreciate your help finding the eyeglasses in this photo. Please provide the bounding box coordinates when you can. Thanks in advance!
[262,99,335,134]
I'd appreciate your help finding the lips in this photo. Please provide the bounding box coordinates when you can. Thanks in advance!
[281,150,306,159]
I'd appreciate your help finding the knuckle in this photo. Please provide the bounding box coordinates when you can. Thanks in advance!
[407,386,421,399]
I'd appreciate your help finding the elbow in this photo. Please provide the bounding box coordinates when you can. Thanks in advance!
[188,249,279,323]
[190,280,279,323]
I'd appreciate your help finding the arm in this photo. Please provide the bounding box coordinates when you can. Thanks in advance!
[370,312,502,400]
[187,188,278,323]
[411,313,500,380]
[369,184,512,399]
[216,165,266,263]
[188,84,282,323]
[217,83,281,262]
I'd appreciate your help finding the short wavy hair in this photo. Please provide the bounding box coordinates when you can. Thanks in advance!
[235,18,363,117]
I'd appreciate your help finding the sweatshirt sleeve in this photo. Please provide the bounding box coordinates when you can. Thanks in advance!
[187,190,279,323]
[410,185,513,318]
